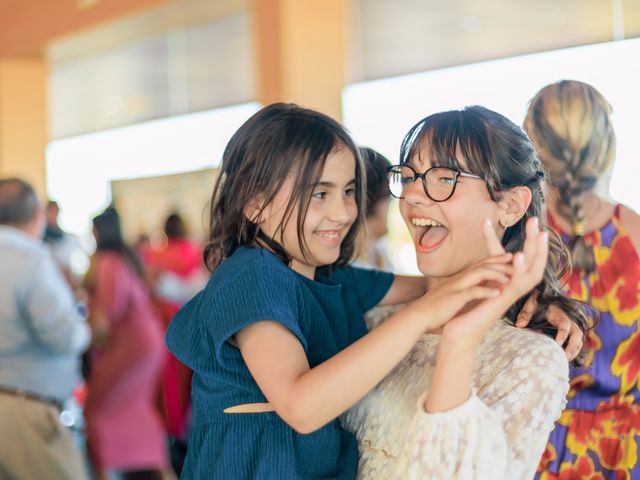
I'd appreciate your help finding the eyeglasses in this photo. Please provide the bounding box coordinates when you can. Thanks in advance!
[387,164,484,202]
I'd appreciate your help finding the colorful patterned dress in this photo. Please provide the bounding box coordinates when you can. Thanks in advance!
[537,205,640,480]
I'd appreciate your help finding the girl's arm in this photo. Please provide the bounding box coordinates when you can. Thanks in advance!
[235,258,510,434]
[374,251,583,362]
[377,275,427,306]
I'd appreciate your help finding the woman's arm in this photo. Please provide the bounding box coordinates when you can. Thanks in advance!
[396,338,568,479]
[426,218,549,413]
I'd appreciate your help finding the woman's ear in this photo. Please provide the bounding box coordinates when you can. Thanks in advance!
[498,186,532,228]
[244,195,265,224]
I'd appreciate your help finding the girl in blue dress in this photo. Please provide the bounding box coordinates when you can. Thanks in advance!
[166,103,562,479]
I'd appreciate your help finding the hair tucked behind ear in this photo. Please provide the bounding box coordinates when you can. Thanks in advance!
[524,80,616,273]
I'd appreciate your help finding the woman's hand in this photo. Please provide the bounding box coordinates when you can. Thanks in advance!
[440,217,549,350]
[483,217,584,360]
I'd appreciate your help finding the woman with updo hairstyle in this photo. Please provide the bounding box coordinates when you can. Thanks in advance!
[525,80,640,479]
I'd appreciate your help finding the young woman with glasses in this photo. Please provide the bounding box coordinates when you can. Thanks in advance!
[341,106,592,479]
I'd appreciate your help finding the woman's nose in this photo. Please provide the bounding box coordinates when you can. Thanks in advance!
[403,178,432,207]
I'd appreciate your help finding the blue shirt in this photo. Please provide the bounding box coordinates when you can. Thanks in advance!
[166,246,394,479]
[0,226,90,402]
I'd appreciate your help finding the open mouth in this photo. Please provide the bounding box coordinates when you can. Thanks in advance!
[412,218,449,252]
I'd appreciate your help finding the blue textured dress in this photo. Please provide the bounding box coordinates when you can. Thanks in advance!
[166,246,394,479]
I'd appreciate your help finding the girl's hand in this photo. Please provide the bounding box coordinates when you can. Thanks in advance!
[402,253,514,332]
[516,291,584,360]
[440,217,549,350]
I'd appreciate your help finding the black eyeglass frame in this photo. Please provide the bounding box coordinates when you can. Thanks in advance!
[386,164,484,202]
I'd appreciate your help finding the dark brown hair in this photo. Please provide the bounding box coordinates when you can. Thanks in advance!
[524,80,616,273]
[204,103,365,273]
[93,207,144,279]
[400,106,592,355]
[164,212,187,239]
[359,147,391,218]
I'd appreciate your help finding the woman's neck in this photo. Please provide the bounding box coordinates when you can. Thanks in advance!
[546,188,615,233]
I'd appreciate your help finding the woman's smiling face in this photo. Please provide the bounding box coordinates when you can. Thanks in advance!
[399,143,505,280]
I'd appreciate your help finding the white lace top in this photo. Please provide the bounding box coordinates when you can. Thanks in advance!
[341,308,569,479]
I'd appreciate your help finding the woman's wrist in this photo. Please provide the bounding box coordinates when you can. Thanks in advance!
[439,330,482,353]
[424,340,475,412]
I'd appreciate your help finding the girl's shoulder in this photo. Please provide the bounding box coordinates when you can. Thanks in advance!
[210,247,299,291]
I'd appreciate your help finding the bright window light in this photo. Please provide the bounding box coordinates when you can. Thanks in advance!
[46,102,260,236]
[343,39,640,273]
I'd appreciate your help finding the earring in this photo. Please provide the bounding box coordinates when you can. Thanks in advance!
[498,219,509,229]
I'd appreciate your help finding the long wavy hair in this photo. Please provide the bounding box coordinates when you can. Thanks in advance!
[524,80,616,273]
[203,103,365,274]
[400,106,592,357]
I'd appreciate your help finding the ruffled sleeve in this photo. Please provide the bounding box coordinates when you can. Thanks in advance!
[396,335,569,479]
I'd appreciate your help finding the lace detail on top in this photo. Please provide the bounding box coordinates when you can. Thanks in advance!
[342,313,569,479]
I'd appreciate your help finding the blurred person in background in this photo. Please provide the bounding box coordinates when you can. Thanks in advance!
[43,199,89,292]
[353,147,394,271]
[145,212,207,475]
[0,177,91,480]
[525,80,640,479]
[84,207,169,480]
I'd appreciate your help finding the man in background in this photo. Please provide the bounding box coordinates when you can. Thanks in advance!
[43,199,88,291]
[0,177,91,480]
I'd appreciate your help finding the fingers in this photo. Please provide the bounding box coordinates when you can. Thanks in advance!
[461,285,500,303]
[563,323,584,360]
[515,290,538,327]
[527,230,549,281]
[454,265,512,289]
[476,253,513,267]
[522,217,539,266]
[547,305,573,344]
[482,219,505,256]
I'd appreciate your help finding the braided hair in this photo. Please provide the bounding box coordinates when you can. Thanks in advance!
[524,80,616,273]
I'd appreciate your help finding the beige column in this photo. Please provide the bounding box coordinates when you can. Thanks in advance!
[251,0,349,121]
[0,57,47,196]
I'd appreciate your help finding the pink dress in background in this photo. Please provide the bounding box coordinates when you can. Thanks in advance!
[85,251,167,472]
[147,238,204,440]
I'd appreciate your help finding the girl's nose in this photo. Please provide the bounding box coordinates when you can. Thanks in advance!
[330,197,354,224]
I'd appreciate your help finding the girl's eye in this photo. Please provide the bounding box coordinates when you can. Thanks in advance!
[312,191,327,200]
[344,187,356,197]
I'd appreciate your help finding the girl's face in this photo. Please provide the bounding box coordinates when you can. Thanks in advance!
[400,145,505,282]
[259,145,358,279]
